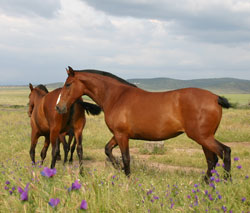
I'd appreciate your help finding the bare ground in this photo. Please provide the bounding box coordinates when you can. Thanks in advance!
[82,142,250,173]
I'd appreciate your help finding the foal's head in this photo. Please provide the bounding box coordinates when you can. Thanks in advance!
[28,83,48,117]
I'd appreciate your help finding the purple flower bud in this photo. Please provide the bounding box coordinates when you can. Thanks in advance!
[233,157,239,161]
[80,200,88,210]
[237,165,242,169]
[5,181,10,185]
[18,183,29,201]
[49,198,60,207]
[241,197,246,202]
[71,180,81,190]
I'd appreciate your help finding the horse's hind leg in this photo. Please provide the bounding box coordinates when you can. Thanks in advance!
[115,134,130,176]
[105,137,119,169]
[40,136,50,164]
[202,146,218,183]
[196,136,231,181]
[215,139,231,180]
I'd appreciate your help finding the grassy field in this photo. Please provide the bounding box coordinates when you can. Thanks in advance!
[0,88,249,212]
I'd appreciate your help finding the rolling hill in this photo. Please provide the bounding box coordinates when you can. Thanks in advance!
[127,78,250,93]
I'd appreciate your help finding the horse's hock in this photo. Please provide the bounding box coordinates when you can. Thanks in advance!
[144,141,165,153]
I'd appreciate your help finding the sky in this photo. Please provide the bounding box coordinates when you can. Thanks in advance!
[1,0,250,85]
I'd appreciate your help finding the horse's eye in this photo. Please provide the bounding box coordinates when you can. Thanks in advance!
[65,83,71,88]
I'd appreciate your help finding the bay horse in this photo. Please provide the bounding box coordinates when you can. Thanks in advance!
[28,83,101,169]
[28,85,75,162]
[56,66,231,182]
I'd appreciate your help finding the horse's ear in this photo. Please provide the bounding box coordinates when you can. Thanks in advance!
[29,83,33,91]
[67,66,74,76]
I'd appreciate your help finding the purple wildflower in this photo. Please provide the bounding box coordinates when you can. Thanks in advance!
[246,175,249,179]
[216,163,220,167]
[153,196,159,200]
[237,165,242,169]
[209,182,215,189]
[187,195,191,199]
[49,198,60,207]
[241,197,246,202]
[18,183,29,201]
[210,176,215,181]
[41,167,56,177]
[192,189,196,193]
[80,200,88,210]
[233,157,239,161]
[72,180,81,190]
[170,202,174,209]
[4,186,9,190]
[204,190,208,195]
[215,178,221,183]
[194,184,198,188]
[208,194,213,201]
[211,169,217,174]
[222,205,227,212]
[218,194,222,199]
[147,189,153,195]
[5,181,10,185]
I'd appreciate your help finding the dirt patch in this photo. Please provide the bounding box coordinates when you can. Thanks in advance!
[226,142,250,147]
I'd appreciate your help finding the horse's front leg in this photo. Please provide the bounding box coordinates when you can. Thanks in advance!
[105,136,120,169]
[30,130,39,164]
[50,130,60,169]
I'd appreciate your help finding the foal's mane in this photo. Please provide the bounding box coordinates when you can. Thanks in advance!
[35,84,49,93]
[75,69,137,88]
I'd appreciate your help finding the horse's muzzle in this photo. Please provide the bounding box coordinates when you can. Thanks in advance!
[55,104,67,114]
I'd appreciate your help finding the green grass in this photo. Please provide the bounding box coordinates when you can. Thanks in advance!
[0,89,249,212]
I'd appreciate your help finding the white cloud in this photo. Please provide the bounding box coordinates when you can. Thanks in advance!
[0,0,250,85]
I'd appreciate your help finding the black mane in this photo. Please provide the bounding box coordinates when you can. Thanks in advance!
[75,69,137,88]
[36,84,49,93]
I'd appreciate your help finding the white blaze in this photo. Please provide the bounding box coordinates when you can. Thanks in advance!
[56,93,61,105]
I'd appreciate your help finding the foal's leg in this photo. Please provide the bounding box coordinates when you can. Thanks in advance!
[30,131,39,164]
[40,136,50,164]
[59,134,69,164]
[105,137,119,169]
[74,131,83,171]
[50,130,60,169]
[202,146,218,183]
[115,134,130,176]
[69,137,76,163]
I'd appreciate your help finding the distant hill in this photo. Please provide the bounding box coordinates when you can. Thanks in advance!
[2,78,249,94]
[127,78,250,93]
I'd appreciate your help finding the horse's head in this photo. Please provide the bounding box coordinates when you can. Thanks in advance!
[28,83,48,117]
[56,66,84,114]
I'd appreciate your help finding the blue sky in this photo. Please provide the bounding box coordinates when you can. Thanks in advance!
[1,0,250,85]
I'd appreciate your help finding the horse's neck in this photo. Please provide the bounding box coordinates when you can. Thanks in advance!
[33,90,46,108]
[80,75,128,111]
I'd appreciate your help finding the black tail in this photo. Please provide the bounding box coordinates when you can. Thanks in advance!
[77,100,102,115]
[218,96,231,109]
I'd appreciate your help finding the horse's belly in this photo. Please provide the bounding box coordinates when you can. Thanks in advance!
[130,121,184,141]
